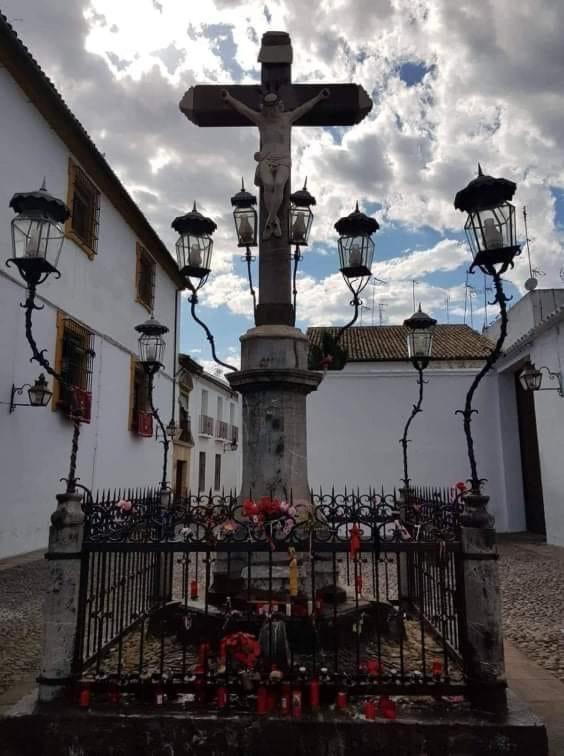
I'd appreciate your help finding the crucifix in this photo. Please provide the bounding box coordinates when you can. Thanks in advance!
[180,30,372,327]
[180,31,372,598]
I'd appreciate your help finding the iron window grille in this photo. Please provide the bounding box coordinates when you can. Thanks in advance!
[68,161,100,254]
[136,244,156,310]
[199,414,214,436]
[178,393,194,445]
[214,453,222,491]
[230,425,239,445]
[216,420,229,440]
[58,317,95,423]
[131,360,152,437]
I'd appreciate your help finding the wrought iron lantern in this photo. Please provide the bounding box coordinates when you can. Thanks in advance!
[335,202,379,295]
[165,417,182,441]
[454,165,520,275]
[519,360,564,397]
[404,306,437,370]
[135,316,169,373]
[5,373,53,413]
[172,202,217,290]
[27,373,53,407]
[231,179,257,248]
[289,180,316,247]
[8,180,70,286]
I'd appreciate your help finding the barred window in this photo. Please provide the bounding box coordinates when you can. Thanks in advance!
[178,391,193,445]
[53,313,95,423]
[136,244,156,310]
[129,359,152,436]
[67,159,100,255]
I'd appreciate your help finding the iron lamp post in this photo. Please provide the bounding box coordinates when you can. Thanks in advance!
[454,166,521,496]
[289,180,316,324]
[173,203,236,372]
[400,306,436,488]
[6,182,87,493]
[231,180,258,316]
[519,360,564,397]
[335,202,379,342]
[135,316,171,491]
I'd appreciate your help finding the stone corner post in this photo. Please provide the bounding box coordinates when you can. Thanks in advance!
[460,492,507,713]
[38,491,85,703]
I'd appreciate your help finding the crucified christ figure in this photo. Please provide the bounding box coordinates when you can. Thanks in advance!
[222,88,330,239]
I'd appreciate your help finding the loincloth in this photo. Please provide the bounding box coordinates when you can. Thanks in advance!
[254,150,291,185]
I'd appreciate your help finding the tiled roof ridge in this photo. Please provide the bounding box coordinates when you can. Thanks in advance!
[307,324,494,362]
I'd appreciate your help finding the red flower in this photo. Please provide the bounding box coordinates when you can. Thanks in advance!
[454,481,466,492]
[243,499,258,517]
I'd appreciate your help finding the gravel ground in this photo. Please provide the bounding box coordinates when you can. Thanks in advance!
[498,539,564,682]
[0,538,563,695]
[0,558,49,697]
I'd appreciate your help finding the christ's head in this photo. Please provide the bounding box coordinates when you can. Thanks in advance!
[261,92,284,118]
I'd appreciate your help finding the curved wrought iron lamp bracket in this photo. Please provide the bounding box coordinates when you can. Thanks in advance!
[185,284,237,373]
[399,365,426,489]
[456,267,509,493]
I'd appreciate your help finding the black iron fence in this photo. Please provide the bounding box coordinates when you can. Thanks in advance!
[73,487,467,711]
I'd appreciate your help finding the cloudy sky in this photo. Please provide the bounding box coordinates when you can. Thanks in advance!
[4,0,564,369]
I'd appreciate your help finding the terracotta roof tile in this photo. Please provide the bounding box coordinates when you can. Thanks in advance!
[307,325,494,362]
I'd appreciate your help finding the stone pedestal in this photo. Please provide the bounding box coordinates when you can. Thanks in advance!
[228,325,322,501]
[212,325,322,596]
[461,493,507,712]
[38,492,84,703]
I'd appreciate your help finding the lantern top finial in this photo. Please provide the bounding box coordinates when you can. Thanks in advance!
[231,180,257,208]
[134,315,169,337]
[335,202,379,236]
[290,179,316,207]
[9,181,70,223]
[172,203,217,236]
[454,168,516,213]
[403,305,437,331]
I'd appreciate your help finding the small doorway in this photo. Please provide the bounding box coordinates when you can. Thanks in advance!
[514,372,546,535]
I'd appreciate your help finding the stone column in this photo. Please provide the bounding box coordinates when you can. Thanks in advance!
[208,326,323,598]
[38,492,84,703]
[460,493,507,712]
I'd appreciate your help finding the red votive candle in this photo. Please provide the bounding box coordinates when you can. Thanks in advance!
[217,686,227,709]
[190,579,199,601]
[336,691,347,710]
[432,660,443,679]
[363,699,377,720]
[309,678,320,709]
[291,688,302,718]
[280,682,290,715]
[257,685,268,715]
[79,686,90,709]
[380,696,397,720]
[367,659,381,676]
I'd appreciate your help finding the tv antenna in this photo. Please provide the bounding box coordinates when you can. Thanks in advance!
[523,207,539,292]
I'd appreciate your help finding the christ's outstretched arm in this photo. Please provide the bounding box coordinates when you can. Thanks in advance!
[221,89,261,125]
[289,88,330,123]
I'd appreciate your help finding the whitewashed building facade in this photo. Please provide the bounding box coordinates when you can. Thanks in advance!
[0,15,184,559]
[172,355,241,496]
[486,288,564,547]
[307,324,526,533]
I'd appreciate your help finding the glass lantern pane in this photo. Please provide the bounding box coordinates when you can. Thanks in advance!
[12,217,65,268]
[289,207,312,246]
[176,233,213,276]
[139,334,165,365]
[234,207,257,246]
[408,330,433,359]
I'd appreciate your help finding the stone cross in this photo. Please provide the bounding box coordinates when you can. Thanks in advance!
[180,30,372,327]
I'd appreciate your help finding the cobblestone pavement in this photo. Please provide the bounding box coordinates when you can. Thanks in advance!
[0,539,563,697]
[0,556,49,697]
[498,539,564,683]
